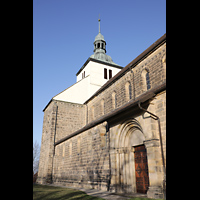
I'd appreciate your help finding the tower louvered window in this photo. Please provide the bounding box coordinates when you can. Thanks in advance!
[104,68,107,79]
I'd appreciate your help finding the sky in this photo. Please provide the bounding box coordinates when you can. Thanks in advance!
[33,0,166,145]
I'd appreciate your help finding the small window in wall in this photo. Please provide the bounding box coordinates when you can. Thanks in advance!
[82,71,85,79]
[101,99,105,115]
[112,91,117,109]
[97,43,100,48]
[141,69,151,91]
[104,68,107,79]
[146,72,151,90]
[109,69,112,79]
[125,82,132,101]
[129,84,132,99]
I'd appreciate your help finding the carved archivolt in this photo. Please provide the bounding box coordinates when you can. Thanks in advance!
[116,118,144,149]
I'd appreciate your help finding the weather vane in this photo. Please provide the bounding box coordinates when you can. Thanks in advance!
[98,14,101,33]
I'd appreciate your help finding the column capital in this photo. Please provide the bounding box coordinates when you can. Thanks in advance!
[144,139,160,148]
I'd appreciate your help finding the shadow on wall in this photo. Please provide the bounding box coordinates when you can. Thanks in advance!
[85,127,111,191]
[52,123,112,191]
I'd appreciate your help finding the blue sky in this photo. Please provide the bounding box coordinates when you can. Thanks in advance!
[33,0,166,145]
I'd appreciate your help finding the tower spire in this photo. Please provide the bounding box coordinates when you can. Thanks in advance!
[98,14,101,33]
[90,15,118,65]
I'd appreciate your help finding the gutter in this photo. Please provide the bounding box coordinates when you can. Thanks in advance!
[54,81,166,146]
[50,103,58,183]
[53,104,58,154]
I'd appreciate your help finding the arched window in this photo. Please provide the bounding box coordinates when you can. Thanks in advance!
[129,84,132,99]
[146,71,151,90]
[162,54,166,79]
[141,69,151,91]
[125,82,132,101]
[112,91,117,109]
[101,99,105,115]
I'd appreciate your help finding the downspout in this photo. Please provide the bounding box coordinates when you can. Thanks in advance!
[138,101,166,198]
[86,104,88,125]
[53,104,58,155]
[107,122,111,192]
[128,63,135,100]
[51,104,58,183]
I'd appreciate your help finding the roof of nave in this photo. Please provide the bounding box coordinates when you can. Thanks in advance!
[43,33,166,112]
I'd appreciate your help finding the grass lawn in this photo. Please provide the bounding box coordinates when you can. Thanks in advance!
[33,184,105,200]
[33,184,163,200]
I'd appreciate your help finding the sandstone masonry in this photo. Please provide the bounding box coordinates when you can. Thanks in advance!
[37,34,166,199]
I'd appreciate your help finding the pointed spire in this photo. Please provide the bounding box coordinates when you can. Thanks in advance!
[90,15,118,65]
[98,14,101,33]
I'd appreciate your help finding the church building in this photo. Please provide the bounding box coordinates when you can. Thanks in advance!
[52,18,123,104]
[37,19,166,199]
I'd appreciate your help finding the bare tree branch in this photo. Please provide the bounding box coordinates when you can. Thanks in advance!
[33,140,40,174]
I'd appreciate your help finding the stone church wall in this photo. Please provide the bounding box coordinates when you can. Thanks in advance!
[107,89,166,197]
[52,121,110,190]
[87,43,166,123]
[54,101,86,141]
[37,37,166,199]
[37,100,86,184]
[37,101,57,183]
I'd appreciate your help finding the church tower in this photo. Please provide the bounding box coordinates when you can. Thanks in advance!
[94,18,106,53]
[90,18,117,65]
[53,18,123,104]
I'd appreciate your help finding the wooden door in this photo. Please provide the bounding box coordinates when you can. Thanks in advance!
[134,144,149,193]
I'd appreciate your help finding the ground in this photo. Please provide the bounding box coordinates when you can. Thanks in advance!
[33,184,104,200]
[33,184,163,200]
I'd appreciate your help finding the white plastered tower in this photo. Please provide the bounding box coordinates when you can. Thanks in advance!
[53,18,123,104]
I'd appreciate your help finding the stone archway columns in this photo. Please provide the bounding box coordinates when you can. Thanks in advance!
[144,139,164,199]
[115,146,136,194]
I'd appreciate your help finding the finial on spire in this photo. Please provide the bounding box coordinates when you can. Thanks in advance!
[98,14,101,33]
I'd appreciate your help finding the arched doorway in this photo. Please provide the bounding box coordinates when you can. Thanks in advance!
[134,144,149,193]
[115,118,149,194]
